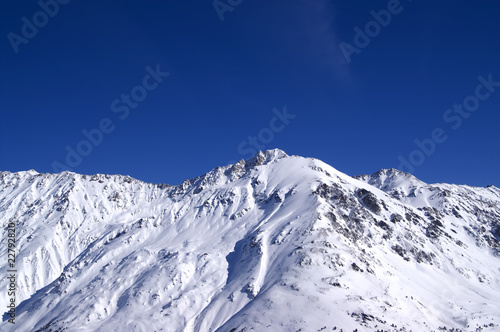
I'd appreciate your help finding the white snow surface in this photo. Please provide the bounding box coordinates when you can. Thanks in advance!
[0,149,499,332]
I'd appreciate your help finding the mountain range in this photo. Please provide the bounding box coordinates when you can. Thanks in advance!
[1,149,499,332]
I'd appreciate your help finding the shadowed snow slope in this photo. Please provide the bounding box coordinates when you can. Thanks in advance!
[1,149,499,331]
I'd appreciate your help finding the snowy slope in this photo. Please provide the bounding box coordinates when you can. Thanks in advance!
[1,150,499,332]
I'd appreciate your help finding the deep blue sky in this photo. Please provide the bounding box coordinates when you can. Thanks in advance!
[1,0,499,187]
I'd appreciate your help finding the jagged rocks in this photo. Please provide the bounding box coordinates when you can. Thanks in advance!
[426,220,443,239]
[230,208,250,221]
[245,283,257,299]
[405,210,424,226]
[377,220,392,232]
[424,213,452,241]
[313,183,350,206]
[351,262,364,272]
[345,207,378,242]
[350,312,386,326]
[107,191,120,202]
[482,233,500,254]
[355,189,382,215]
[452,208,463,219]
[421,207,445,224]
[391,245,409,261]
[412,249,435,264]
[390,213,404,223]
[273,190,283,203]
[225,159,247,180]
[322,277,342,287]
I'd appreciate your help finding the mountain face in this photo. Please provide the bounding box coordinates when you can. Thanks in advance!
[1,149,499,332]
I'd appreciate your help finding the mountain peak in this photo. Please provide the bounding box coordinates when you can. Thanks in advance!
[245,149,288,167]
[356,168,419,181]
[354,167,426,192]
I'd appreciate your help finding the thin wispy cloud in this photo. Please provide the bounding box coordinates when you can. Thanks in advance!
[290,0,353,84]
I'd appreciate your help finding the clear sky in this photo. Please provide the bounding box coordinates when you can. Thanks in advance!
[1,0,499,187]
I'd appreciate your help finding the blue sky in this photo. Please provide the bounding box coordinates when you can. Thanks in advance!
[1,0,499,186]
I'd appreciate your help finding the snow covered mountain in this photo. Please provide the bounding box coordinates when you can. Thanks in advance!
[1,149,499,332]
